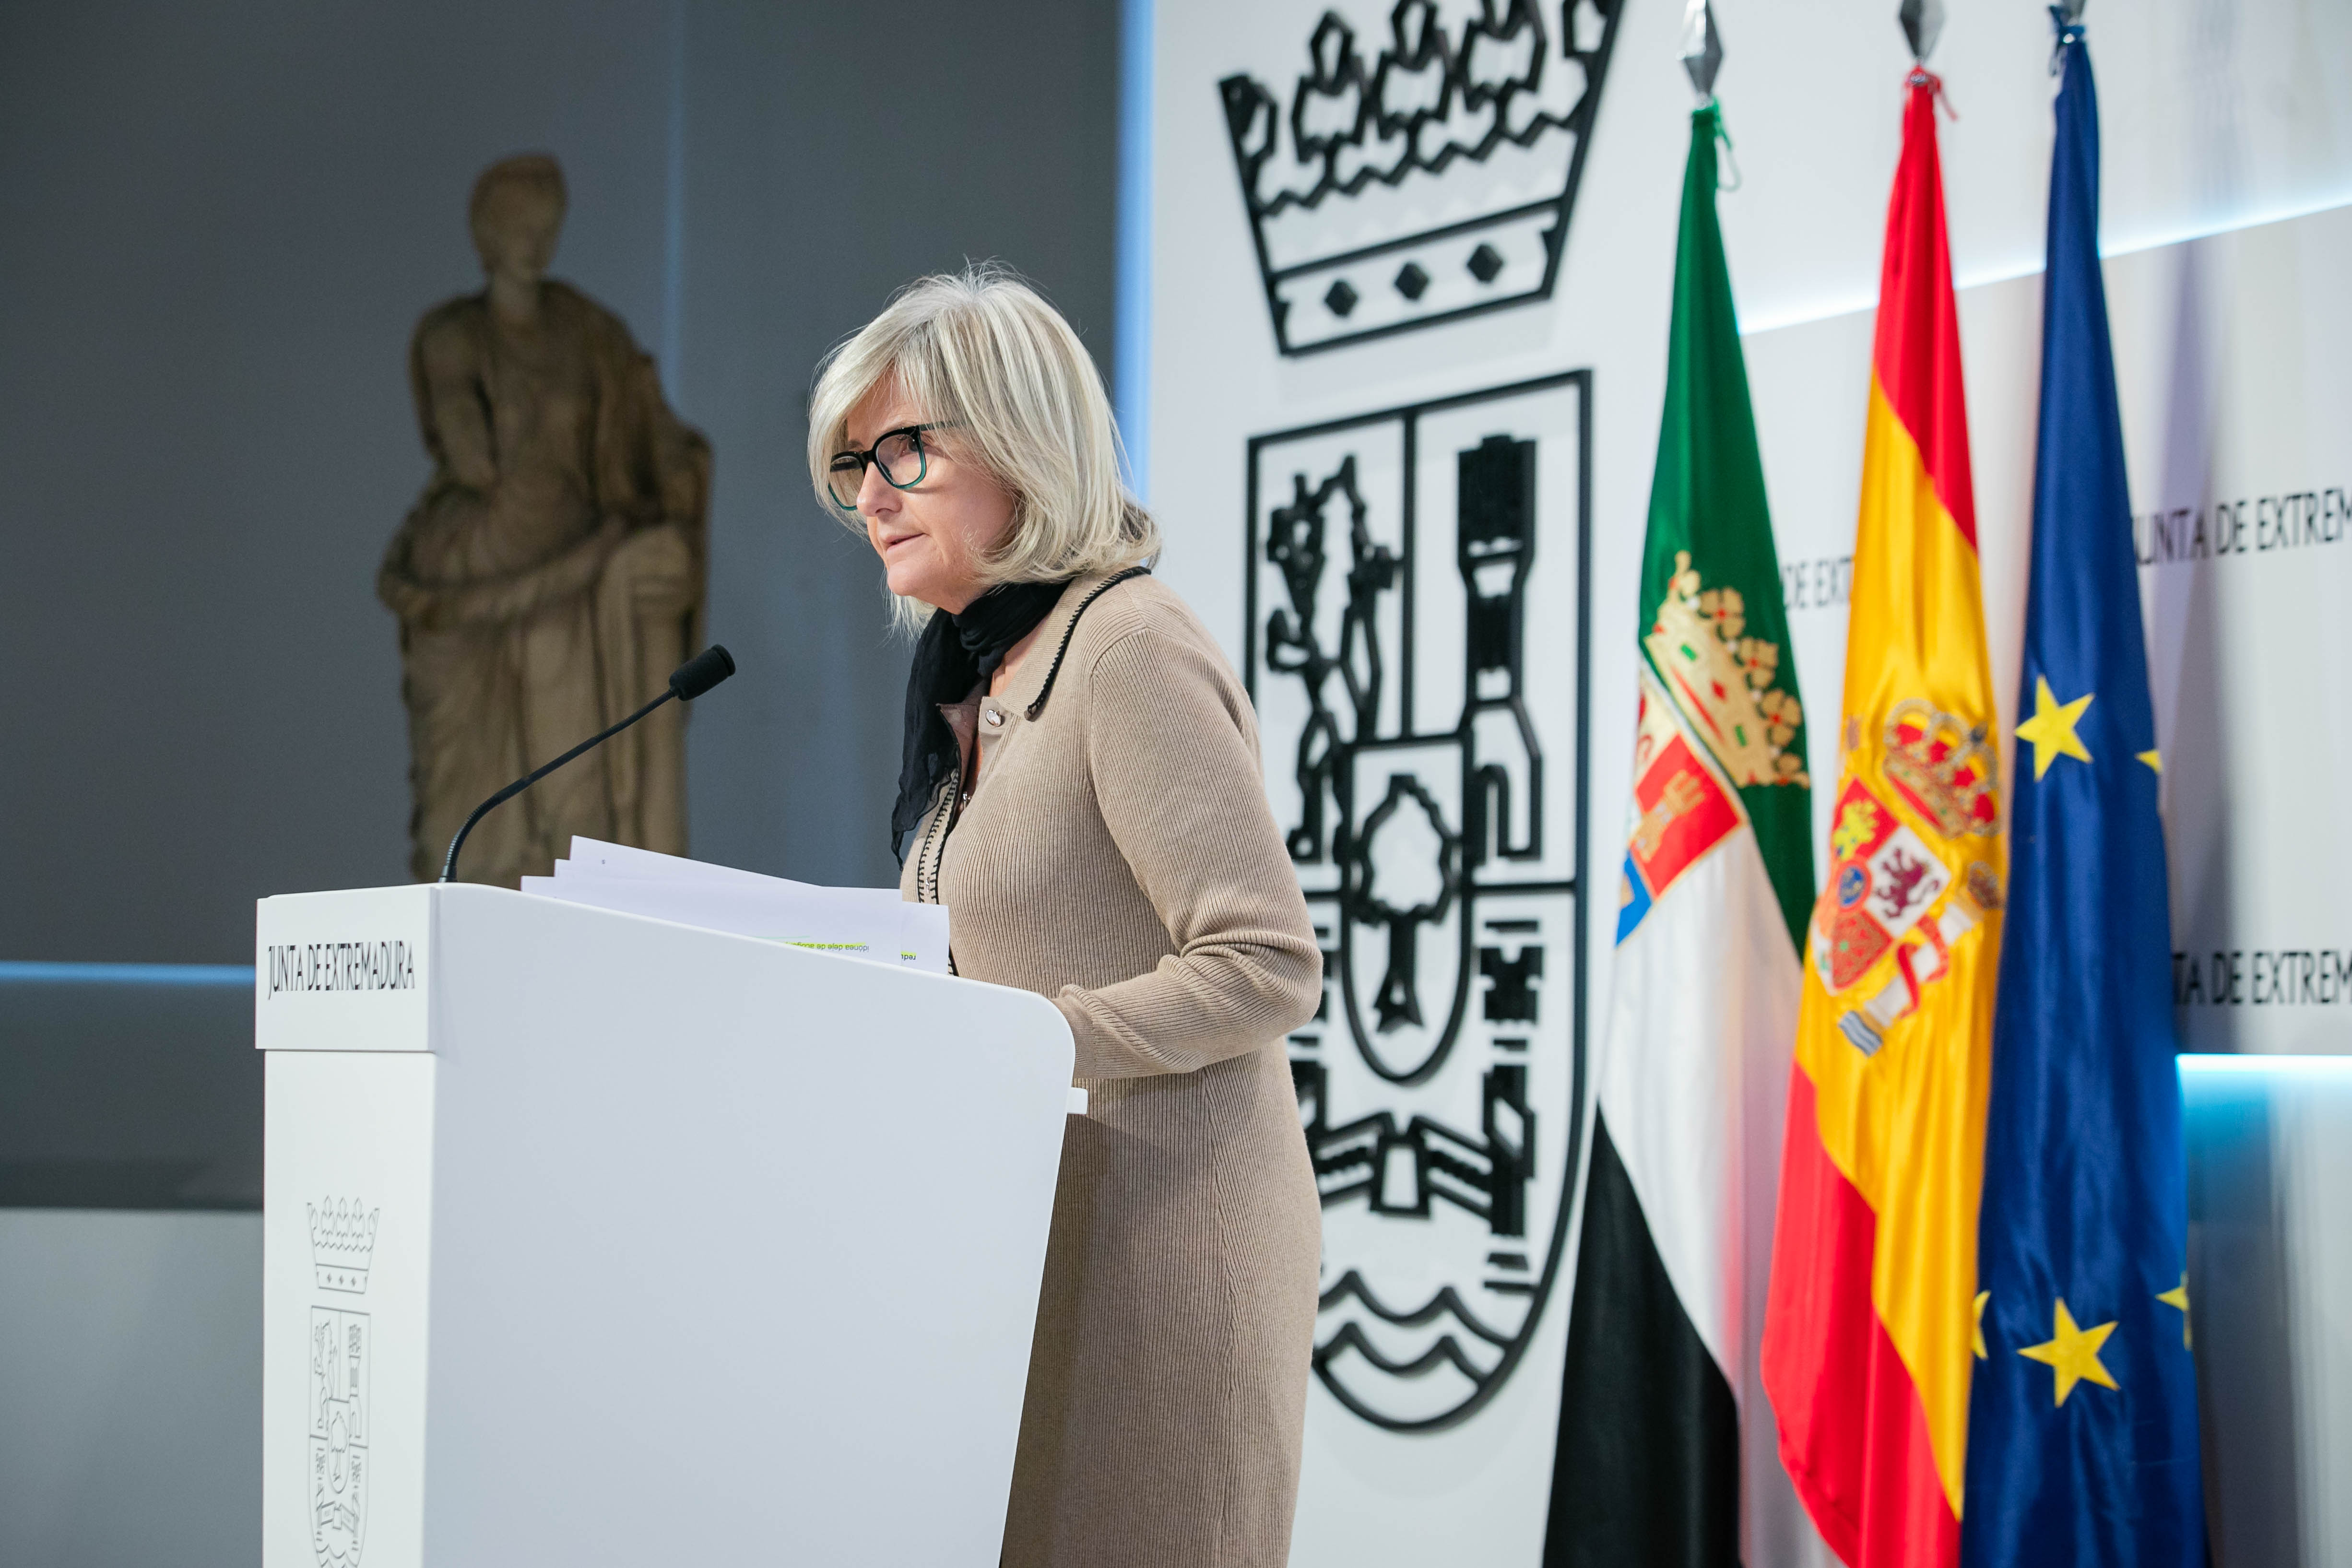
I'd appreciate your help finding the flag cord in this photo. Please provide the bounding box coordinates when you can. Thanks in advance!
[1907,66,1960,121]
[2047,8,2086,74]
[1711,104,1743,192]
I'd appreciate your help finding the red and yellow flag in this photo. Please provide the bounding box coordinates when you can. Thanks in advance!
[1762,74,2004,1568]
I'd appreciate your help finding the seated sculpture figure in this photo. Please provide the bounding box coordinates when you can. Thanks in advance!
[378,154,709,885]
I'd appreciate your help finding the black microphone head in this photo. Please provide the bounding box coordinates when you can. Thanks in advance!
[669,645,736,701]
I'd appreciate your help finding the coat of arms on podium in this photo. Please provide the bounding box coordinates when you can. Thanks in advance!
[1217,0,1623,355]
[1246,373,1588,1429]
[307,1199,376,1568]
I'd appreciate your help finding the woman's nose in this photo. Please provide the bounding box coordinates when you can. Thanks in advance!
[857,461,897,517]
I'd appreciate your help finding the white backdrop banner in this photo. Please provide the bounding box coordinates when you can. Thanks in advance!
[1745,203,2352,1060]
[1146,1,2352,1564]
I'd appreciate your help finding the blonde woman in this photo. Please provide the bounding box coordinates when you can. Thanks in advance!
[808,267,1322,1566]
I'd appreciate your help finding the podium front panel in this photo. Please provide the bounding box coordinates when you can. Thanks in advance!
[260,885,1075,1567]
[262,1050,436,1568]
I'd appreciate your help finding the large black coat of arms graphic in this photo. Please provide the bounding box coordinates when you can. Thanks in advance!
[1247,373,1588,1430]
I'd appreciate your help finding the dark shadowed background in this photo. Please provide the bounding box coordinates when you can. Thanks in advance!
[0,0,1120,964]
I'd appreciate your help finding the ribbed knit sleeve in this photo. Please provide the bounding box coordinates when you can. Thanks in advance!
[1050,625,1323,1079]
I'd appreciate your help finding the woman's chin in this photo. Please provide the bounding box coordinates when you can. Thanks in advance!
[886,565,949,608]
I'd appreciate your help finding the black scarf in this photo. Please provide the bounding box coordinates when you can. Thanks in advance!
[891,580,1069,861]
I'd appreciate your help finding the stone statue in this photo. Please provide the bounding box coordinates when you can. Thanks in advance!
[379,154,709,885]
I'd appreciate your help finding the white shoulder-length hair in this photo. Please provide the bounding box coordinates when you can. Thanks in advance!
[807,264,1158,625]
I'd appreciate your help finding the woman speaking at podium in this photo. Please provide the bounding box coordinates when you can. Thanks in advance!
[808,266,1323,1568]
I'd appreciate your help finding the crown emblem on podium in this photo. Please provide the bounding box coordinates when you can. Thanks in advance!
[1881,698,2000,837]
[308,1198,379,1295]
[1217,0,1623,355]
[1643,551,1809,789]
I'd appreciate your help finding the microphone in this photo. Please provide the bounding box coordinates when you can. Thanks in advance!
[439,645,737,884]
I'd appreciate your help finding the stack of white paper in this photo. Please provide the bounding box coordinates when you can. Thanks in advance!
[520,838,950,975]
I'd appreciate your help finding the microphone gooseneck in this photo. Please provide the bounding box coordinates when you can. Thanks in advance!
[439,645,737,884]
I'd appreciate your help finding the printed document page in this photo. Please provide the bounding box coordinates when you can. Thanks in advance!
[520,838,950,974]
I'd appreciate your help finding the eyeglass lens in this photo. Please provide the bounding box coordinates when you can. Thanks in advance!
[827,428,927,508]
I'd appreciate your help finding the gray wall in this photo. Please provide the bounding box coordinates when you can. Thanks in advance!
[678,4,1120,890]
[0,0,1119,962]
[0,974,258,1209]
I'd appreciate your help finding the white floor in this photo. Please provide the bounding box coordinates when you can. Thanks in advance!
[0,1210,259,1568]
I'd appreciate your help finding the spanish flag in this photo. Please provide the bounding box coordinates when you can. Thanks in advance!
[1762,73,2003,1568]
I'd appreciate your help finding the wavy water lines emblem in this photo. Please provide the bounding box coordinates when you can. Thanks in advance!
[1314,1270,1529,1427]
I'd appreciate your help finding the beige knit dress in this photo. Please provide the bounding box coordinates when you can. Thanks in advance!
[899,571,1324,1568]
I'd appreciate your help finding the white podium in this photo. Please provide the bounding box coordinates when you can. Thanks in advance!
[255,884,1075,1567]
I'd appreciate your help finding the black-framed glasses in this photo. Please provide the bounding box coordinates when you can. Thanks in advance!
[827,423,944,510]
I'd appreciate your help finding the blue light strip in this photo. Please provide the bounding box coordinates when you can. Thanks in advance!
[0,961,253,988]
[1113,0,1154,501]
[2179,1053,2352,1075]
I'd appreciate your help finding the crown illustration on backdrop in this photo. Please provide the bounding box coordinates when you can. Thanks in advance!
[1217,0,1623,355]
[1881,698,2000,837]
[308,1197,379,1295]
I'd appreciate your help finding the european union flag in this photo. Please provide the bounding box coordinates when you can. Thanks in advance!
[1962,20,2206,1568]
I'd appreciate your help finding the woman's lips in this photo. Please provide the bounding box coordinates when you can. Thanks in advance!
[881,531,924,556]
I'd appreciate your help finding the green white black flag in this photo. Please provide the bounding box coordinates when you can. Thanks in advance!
[1545,101,1825,1568]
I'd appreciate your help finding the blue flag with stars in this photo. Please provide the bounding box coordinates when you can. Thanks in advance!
[1961,21,2206,1568]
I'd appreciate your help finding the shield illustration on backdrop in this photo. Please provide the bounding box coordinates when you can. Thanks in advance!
[1247,374,1588,1431]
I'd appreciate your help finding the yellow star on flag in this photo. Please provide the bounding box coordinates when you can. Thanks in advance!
[2138,748,2162,773]
[2019,1297,2120,1406]
[2158,1274,2190,1348]
[2016,675,2094,780]
[1974,1290,1990,1359]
